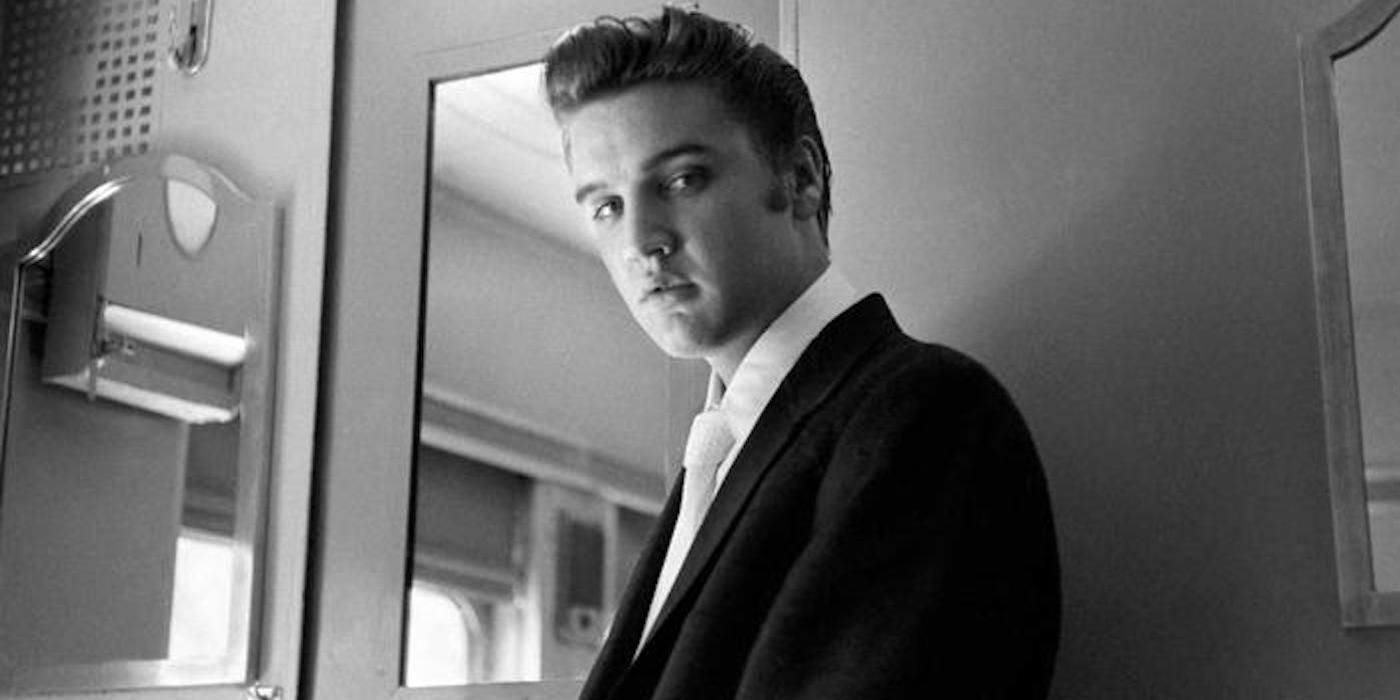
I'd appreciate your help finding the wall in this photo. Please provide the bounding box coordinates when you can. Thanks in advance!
[801,0,1400,696]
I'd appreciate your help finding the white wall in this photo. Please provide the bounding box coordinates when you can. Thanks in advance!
[801,0,1400,696]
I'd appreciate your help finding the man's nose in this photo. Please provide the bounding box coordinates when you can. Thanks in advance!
[621,198,678,265]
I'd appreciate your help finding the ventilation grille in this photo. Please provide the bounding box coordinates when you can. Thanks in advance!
[1,0,163,188]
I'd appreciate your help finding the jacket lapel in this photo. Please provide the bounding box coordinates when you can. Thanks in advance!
[636,295,900,655]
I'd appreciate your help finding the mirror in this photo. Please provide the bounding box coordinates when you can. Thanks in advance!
[1336,5,1400,597]
[1302,0,1400,625]
[0,152,278,689]
[404,63,704,686]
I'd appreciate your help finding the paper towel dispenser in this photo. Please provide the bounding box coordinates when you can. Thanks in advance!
[0,150,278,693]
[5,151,276,425]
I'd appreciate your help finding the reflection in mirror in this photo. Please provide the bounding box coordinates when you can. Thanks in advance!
[1335,4,1400,595]
[1332,5,1400,596]
[0,152,278,689]
[1302,0,1400,626]
[407,63,701,686]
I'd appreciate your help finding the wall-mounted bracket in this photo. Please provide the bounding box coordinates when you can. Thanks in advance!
[246,683,283,700]
[168,0,215,75]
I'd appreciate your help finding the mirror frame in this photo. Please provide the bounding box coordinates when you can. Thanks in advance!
[1300,0,1400,628]
[309,1,793,697]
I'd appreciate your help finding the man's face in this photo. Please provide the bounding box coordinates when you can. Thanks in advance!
[563,82,821,369]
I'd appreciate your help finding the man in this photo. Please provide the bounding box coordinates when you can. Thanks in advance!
[545,7,1059,698]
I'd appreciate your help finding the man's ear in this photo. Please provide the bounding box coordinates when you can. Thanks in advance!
[789,135,825,221]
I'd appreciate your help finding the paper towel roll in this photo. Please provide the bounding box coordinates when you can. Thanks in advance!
[102,302,248,367]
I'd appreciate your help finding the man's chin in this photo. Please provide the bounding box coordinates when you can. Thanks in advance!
[654,340,710,361]
[646,329,714,361]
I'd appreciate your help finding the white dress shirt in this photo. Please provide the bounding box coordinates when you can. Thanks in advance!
[637,266,860,647]
[710,266,860,488]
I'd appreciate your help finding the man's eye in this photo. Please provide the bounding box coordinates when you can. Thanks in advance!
[591,199,621,221]
[663,170,707,194]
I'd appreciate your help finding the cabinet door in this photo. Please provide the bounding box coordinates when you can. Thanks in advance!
[310,2,791,699]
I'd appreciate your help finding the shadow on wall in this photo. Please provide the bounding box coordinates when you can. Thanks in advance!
[919,0,1400,697]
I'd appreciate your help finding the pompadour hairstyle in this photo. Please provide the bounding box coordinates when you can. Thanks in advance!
[543,5,832,233]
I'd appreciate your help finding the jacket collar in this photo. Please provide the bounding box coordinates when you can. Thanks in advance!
[633,294,901,659]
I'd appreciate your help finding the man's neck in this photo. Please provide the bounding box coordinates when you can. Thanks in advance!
[707,259,832,384]
[709,320,774,385]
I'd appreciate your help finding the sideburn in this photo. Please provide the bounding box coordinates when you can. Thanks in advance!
[763,178,791,212]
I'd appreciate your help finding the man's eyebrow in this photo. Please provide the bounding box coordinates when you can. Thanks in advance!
[643,142,714,171]
[572,143,716,204]
[574,182,604,205]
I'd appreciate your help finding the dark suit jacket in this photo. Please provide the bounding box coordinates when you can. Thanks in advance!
[581,295,1060,699]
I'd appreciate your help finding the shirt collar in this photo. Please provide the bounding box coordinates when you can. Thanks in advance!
[712,266,860,449]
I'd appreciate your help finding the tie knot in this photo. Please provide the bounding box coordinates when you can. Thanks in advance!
[683,408,733,474]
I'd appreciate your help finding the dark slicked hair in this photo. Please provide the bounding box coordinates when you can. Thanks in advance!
[544,5,832,234]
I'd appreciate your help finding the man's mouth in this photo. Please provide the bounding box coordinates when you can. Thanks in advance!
[641,280,694,303]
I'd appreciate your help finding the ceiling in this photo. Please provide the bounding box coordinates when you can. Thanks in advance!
[431,63,591,256]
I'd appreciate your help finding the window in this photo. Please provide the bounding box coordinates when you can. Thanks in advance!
[168,530,237,661]
[404,584,476,686]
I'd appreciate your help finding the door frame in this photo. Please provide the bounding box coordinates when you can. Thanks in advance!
[308,3,794,698]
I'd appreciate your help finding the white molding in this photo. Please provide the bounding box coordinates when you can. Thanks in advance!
[779,0,800,63]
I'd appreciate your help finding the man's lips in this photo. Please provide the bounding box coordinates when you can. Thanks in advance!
[640,280,696,304]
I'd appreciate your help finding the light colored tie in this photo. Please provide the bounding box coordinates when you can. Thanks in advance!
[638,408,734,647]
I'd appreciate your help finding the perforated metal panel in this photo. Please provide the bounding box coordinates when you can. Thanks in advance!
[1,0,163,187]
